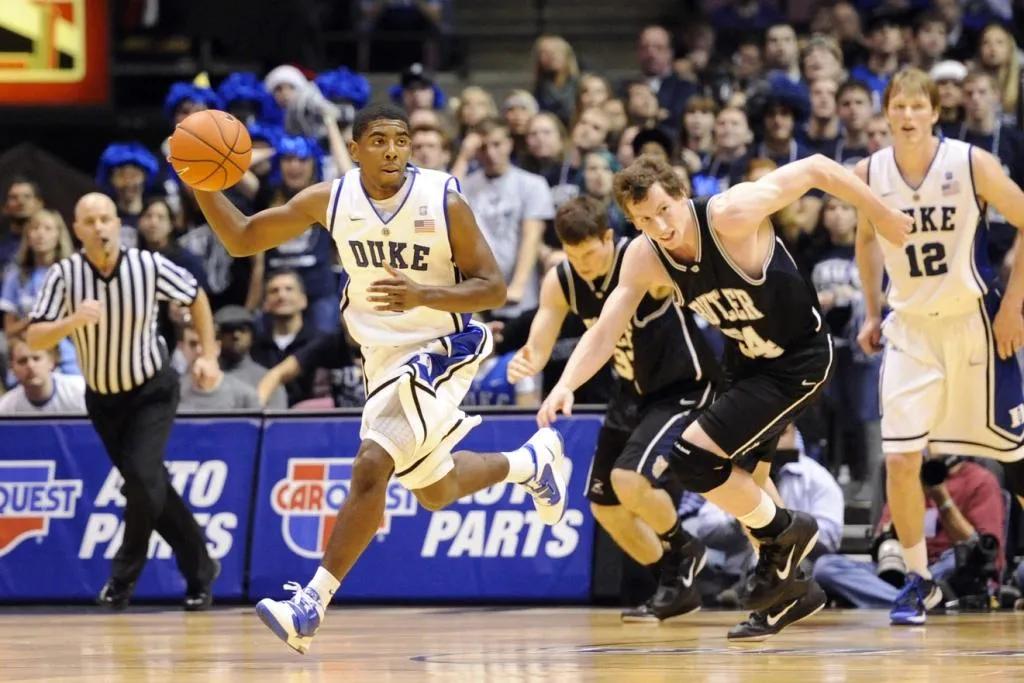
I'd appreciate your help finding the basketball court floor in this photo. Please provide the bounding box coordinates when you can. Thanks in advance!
[4,607,1022,681]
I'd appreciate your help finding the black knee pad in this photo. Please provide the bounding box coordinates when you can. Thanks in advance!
[668,437,733,493]
[1003,459,1024,498]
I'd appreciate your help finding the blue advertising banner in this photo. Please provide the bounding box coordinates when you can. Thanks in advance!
[249,413,602,601]
[0,418,260,601]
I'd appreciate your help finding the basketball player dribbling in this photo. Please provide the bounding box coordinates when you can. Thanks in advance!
[539,154,911,639]
[855,68,1024,625]
[192,103,569,653]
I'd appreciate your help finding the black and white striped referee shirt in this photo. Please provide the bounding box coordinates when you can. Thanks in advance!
[29,248,199,395]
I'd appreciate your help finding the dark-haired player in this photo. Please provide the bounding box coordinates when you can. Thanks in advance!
[539,154,911,639]
[509,196,719,621]
[194,103,569,653]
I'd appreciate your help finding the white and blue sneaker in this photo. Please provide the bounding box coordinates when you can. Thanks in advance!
[890,573,943,625]
[256,581,325,654]
[520,428,567,525]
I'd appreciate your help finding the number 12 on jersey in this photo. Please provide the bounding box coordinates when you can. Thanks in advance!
[905,242,948,278]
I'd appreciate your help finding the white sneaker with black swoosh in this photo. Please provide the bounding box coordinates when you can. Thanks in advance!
[519,428,567,525]
[728,577,827,641]
[745,511,819,611]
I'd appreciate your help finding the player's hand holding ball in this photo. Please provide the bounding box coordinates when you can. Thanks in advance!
[168,110,252,191]
[367,263,425,312]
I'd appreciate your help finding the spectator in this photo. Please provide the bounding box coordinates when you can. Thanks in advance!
[814,457,1006,608]
[616,126,641,169]
[263,64,309,113]
[850,12,904,106]
[763,23,801,84]
[138,197,208,290]
[0,177,43,271]
[502,90,539,165]
[810,196,881,502]
[708,1,784,56]
[408,107,447,131]
[455,86,498,142]
[213,306,287,409]
[624,81,664,133]
[217,71,283,129]
[752,78,812,168]
[532,35,580,126]
[1,208,79,379]
[801,35,845,85]
[865,112,892,154]
[700,107,752,191]
[833,80,873,168]
[411,125,452,171]
[949,71,1024,270]
[95,142,159,239]
[803,77,841,156]
[631,129,674,166]
[163,81,222,127]
[933,0,970,60]
[391,62,446,113]
[177,323,259,411]
[251,270,317,405]
[580,150,627,238]
[633,25,698,128]
[601,98,629,148]
[930,59,968,127]
[910,11,949,74]
[0,337,85,414]
[521,112,570,187]
[257,327,365,409]
[678,96,717,178]
[830,1,868,68]
[261,135,340,333]
[727,37,765,104]
[976,24,1020,125]
[462,118,555,319]
[561,106,613,198]
[575,73,612,115]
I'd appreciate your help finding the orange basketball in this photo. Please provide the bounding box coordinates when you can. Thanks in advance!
[169,110,252,191]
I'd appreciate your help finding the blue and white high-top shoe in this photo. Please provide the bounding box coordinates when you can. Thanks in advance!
[519,428,567,525]
[890,573,943,625]
[256,581,326,654]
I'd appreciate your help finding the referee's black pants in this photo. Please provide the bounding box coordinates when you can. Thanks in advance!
[85,365,214,588]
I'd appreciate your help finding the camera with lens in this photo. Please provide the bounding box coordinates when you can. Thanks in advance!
[942,533,1000,611]
[921,455,961,487]
[872,523,907,587]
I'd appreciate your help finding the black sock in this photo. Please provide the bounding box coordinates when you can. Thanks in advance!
[658,519,692,554]
[750,507,792,540]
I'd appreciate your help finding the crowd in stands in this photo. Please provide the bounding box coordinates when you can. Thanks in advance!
[3,0,1024,604]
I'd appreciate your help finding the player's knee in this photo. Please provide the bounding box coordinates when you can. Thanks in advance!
[668,436,732,493]
[885,452,922,480]
[609,468,647,508]
[413,474,459,511]
[351,443,394,497]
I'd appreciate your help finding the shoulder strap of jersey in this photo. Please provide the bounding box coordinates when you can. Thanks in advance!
[556,259,577,314]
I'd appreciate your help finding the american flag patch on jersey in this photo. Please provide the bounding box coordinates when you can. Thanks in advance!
[941,180,960,195]
[414,218,435,232]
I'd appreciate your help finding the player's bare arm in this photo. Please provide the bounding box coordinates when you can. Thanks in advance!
[972,147,1024,358]
[537,239,665,425]
[193,182,332,257]
[852,158,887,355]
[507,268,571,383]
[711,154,912,245]
[366,191,506,313]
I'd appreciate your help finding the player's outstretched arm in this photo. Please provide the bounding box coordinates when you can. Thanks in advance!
[852,159,886,355]
[507,268,571,383]
[368,191,506,313]
[711,154,912,246]
[537,239,657,426]
[973,147,1024,358]
[193,182,332,257]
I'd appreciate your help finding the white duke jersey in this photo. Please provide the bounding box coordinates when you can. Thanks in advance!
[328,165,469,347]
[868,138,991,317]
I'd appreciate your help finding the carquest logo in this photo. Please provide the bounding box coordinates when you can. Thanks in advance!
[270,458,417,559]
[0,461,82,558]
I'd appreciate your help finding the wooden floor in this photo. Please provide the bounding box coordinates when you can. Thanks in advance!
[3,607,1023,682]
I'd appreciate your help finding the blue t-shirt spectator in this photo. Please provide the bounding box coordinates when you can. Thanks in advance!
[0,266,80,379]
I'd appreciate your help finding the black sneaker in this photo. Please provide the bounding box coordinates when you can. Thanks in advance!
[184,557,221,612]
[620,599,659,623]
[648,537,707,620]
[728,577,826,641]
[97,578,135,610]
[744,511,819,611]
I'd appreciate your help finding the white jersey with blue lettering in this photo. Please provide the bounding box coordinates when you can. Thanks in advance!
[868,138,990,317]
[327,165,468,347]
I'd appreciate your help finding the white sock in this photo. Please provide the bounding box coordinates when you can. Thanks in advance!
[737,489,777,530]
[901,539,932,579]
[502,447,535,484]
[307,566,340,606]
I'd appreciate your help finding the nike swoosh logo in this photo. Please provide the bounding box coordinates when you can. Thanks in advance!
[766,598,799,626]
[776,546,796,580]
[681,560,696,588]
[801,380,817,387]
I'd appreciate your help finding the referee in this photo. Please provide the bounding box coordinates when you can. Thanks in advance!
[27,193,220,610]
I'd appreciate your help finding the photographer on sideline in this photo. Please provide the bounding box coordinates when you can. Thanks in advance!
[813,456,1006,609]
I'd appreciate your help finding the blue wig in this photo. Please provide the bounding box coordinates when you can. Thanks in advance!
[164,82,224,121]
[271,134,324,185]
[217,71,283,126]
[389,83,446,110]
[315,67,372,109]
[96,142,160,194]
